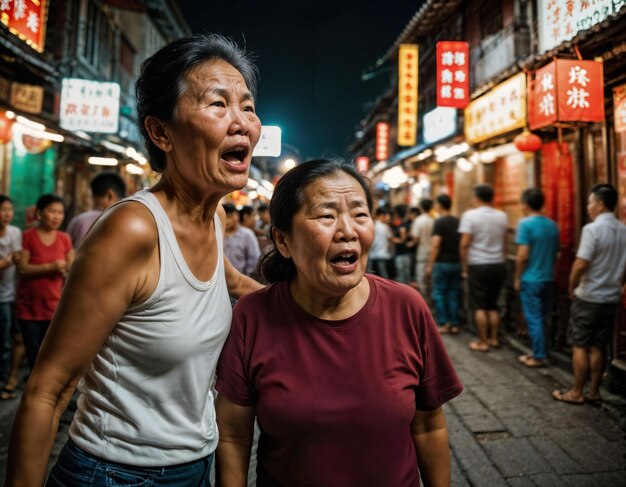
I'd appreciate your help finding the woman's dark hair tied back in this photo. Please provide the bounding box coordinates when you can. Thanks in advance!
[136,33,258,172]
[258,158,373,283]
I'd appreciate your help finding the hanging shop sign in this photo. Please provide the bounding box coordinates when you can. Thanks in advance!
[436,41,469,109]
[529,59,604,130]
[60,78,120,133]
[252,125,282,157]
[10,82,43,114]
[614,84,626,134]
[423,107,457,144]
[355,156,369,174]
[376,122,389,161]
[538,0,624,53]
[0,0,48,52]
[397,44,419,147]
[464,73,526,144]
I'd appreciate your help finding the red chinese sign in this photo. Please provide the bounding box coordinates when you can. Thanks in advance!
[436,41,469,109]
[0,0,48,53]
[529,59,604,130]
[375,122,389,161]
[397,44,418,146]
[355,156,369,174]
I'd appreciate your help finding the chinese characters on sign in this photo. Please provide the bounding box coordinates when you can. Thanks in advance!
[538,0,625,53]
[464,73,526,144]
[375,122,389,161]
[397,44,419,146]
[436,41,469,109]
[423,107,457,144]
[10,82,43,114]
[0,0,47,52]
[60,79,120,134]
[529,59,604,130]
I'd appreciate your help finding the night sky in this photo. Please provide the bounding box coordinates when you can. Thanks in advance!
[175,0,421,161]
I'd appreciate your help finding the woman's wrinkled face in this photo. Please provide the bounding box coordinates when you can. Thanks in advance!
[165,59,261,194]
[37,202,64,231]
[278,172,375,297]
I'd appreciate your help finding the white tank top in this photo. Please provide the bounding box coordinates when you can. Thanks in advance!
[69,190,232,466]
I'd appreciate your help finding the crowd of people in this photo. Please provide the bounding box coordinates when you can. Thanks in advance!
[0,32,624,486]
[366,182,626,407]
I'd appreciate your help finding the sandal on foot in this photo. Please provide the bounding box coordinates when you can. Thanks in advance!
[449,326,460,335]
[518,355,546,367]
[468,341,490,352]
[438,325,452,334]
[552,389,584,405]
[584,395,602,406]
[488,339,500,348]
[0,386,17,400]
[517,354,532,363]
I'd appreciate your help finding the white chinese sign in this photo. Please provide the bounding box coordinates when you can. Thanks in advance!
[60,79,120,134]
[538,0,625,52]
[464,73,526,144]
[252,125,282,157]
[423,107,457,144]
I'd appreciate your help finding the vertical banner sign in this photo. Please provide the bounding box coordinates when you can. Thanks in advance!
[355,156,369,174]
[556,59,604,122]
[375,122,389,161]
[0,0,48,52]
[529,62,557,130]
[436,41,469,108]
[614,84,626,134]
[397,44,418,146]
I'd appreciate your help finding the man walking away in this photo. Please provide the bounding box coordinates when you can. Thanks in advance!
[391,205,411,284]
[369,208,393,279]
[426,194,461,334]
[514,188,559,367]
[223,203,261,278]
[553,184,626,405]
[411,199,434,294]
[67,171,127,248]
[459,184,509,352]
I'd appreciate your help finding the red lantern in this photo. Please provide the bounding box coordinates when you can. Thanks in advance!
[514,130,542,153]
[0,112,13,144]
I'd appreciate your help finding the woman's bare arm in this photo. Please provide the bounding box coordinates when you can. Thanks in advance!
[5,203,159,486]
[216,394,255,487]
[411,407,451,487]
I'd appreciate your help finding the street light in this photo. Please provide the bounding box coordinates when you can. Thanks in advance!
[282,158,297,171]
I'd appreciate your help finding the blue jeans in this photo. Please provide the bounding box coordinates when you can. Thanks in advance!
[519,281,553,360]
[432,263,462,326]
[394,254,412,284]
[46,440,213,486]
[0,302,12,379]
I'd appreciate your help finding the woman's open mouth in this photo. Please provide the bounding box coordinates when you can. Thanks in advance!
[330,250,359,272]
[221,145,250,172]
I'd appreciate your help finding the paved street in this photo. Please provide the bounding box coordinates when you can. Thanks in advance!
[0,331,625,486]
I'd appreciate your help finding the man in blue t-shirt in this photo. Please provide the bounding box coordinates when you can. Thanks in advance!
[514,188,559,367]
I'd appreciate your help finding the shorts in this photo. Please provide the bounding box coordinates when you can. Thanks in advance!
[467,263,507,311]
[568,299,617,349]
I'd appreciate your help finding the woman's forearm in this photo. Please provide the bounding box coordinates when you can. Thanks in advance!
[413,427,451,487]
[18,261,57,277]
[216,440,252,487]
[5,394,62,486]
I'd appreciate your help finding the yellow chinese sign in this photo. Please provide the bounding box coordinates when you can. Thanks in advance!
[464,73,527,144]
[397,44,418,146]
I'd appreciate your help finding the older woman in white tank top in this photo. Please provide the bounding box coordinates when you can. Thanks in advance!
[6,34,263,486]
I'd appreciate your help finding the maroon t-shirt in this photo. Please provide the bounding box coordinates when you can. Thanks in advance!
[216,274,463,487]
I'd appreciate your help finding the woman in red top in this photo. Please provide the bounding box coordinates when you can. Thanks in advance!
[16,194,74,369]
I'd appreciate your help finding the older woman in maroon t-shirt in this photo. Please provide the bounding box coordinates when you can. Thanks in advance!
[216,159,463,487]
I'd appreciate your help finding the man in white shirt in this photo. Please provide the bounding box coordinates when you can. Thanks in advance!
[369,208,393,279]
[410,199,434,294]
[459,184,509,352]
[553,184,626,405]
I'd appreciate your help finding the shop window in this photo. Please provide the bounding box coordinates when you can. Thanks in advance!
[78,0,99,67]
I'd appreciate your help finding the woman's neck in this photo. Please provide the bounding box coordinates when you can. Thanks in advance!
[289,277,370,321]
